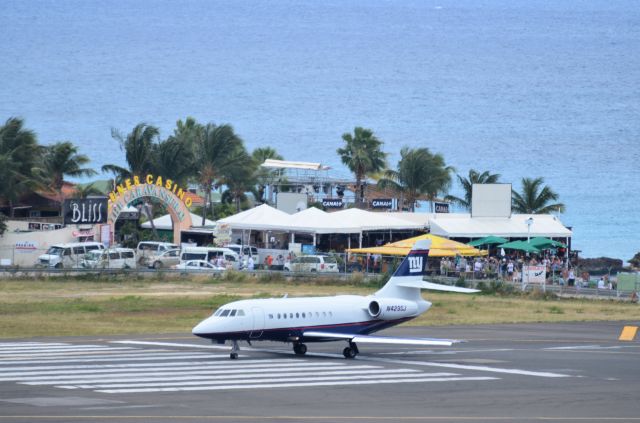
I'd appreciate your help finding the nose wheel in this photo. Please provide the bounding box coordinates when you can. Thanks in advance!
[343,341,359,359]
[293,343,307,355]
[230,340,240,359]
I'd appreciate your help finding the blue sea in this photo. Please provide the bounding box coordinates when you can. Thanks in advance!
[1,0,638,261]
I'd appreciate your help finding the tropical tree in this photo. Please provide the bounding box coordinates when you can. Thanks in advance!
[223,156,258,212]
[102,123,161,235]
[151,137,194,187]
[102,123,158,179]
[0,118,42,217]
[512,177,565,214]
[41,141,97,203]
[194,123,250,224]
[377,147,452,212]
[337,127,387,205]
[444,169,501,211]
[74,182,105,198]
[252,147,283,204]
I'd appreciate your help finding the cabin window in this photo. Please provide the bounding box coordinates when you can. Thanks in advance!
[220,309,230,317]
[229,310,237,317]
[296,313,299,318]
[237,310,245,316]
[316,312,319,317]
[322,312,326,317]
[301,313,305,318]
[277,313,281,319]
[268,314,274,319]
[283,313,286,319]
[329,311,333,317]
[289,313,293,319]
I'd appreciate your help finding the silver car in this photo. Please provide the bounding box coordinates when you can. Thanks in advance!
[147,248,181,269]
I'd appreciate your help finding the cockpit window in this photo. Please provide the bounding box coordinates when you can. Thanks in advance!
[213,309,222,316]
[220,309,230,317]
[237,309,245,316]
[229,310,237,317]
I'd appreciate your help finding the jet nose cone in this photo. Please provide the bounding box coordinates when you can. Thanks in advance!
[192,320,208,336]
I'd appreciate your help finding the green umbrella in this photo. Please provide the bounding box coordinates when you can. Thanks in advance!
[498,240,541,253]
[529,237,566,249]
[467,235,508,247]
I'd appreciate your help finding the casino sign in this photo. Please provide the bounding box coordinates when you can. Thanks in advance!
[107,174,193,243]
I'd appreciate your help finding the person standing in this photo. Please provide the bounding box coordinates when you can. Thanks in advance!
[247,256,255,271]
[567,268,576,287]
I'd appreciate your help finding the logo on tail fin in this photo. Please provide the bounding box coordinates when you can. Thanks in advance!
[408,256,423,273]
[391,239,431,278]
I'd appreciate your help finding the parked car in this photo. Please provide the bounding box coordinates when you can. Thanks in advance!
[38,242,105,269]
[179,247,240,270]
[146,248,181,269]
[172,260,225,272]
[136,241,179,265]
[80,248,136,269]
[284,255,339,273]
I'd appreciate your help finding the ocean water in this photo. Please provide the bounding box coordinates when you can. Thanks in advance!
[1,0,639,261]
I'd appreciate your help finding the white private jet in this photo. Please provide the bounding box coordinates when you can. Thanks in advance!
[192,239,479,359]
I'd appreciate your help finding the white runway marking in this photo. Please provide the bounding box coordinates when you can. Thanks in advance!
[545,345,622,350]
[0,341,500,393]
[96,376,498,393]
[111,340,229,350]
[359,357,571,378]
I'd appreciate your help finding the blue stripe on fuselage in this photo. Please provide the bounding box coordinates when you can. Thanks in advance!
[193,317,414,343]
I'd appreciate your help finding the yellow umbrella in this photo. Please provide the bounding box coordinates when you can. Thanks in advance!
[348,233,486,257]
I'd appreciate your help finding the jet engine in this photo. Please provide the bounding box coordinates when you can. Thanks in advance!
[367,298,418,320]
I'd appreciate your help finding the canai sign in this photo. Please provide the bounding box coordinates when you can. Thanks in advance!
[108,174,193,243]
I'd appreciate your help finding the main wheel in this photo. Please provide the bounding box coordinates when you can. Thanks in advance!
[293,343,307,355]
[343,347,356,359]
[230,352,238,359]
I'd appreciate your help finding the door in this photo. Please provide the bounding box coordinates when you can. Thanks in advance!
[250,307,264,339]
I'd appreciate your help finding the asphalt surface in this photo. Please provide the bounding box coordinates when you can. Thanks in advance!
[0,321,639,423]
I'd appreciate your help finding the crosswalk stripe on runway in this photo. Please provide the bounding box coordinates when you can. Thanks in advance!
[0,341,498,393]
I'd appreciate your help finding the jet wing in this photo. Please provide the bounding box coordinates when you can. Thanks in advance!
[397,280,481,293]
[302,331,461,346]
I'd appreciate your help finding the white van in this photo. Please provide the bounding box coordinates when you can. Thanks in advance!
[226,244,259,262]
[38,242,105,269]
[137,241,179,266]
[80,248,137,269]
[180,247,240,270]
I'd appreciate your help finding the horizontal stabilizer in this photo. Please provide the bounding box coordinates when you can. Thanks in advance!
[397,280,480,293]
[303,330,461,346]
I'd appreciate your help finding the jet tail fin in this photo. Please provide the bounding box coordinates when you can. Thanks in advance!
[375,239,431,299]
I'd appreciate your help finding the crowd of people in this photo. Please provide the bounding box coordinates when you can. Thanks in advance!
[438,254,614,289]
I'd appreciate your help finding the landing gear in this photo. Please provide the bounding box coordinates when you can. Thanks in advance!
[293,343,307,355]
[342,341,359,359]
[230,340,240,359]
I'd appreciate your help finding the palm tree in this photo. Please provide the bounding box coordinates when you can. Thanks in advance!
[194,123,249,224]
[512,177,566,214]
[0,118,42,217]
[377,147,452,212]
[252,147,283,204]
[42,141,97,204]
[102,123,158,179]
[337,127,387,205]
[444,169,501,211]
[102,123,160,235]
[151,137,194,187]
[74,182,104,198]
[222,156,258,212]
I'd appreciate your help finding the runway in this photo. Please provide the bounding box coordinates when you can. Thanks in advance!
[0,321,639,422]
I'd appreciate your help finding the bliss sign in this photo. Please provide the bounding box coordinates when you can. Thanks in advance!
[63,199,108,224]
